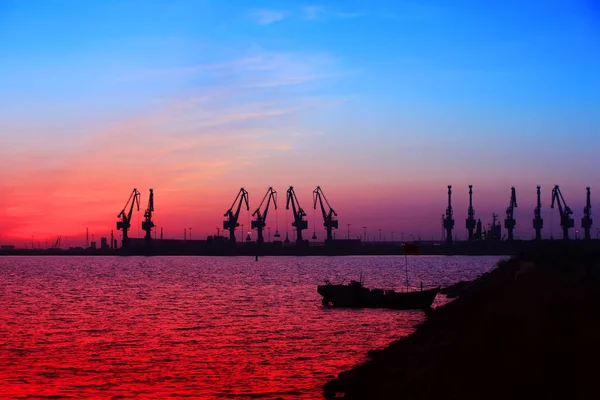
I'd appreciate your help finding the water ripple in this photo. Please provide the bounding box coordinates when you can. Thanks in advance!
[0,255,501,399]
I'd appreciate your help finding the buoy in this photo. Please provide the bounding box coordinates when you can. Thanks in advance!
[255,255,259,261]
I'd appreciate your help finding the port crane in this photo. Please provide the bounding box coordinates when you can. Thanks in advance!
[582,187,593,240]
[313,186,338,242]
[532,186,543,240]
[223,188,249,243]
[443,185,455,244]
[286,186,308,244]
[504,187,517,241]
[465,185,476,241]
[117,188,141,248]
[142,188,155,241]
[551,185,574,240]
[251,187,277,244]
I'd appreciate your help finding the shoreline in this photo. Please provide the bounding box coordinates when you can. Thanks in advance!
[323,242,600,399]
[3,239,598,257]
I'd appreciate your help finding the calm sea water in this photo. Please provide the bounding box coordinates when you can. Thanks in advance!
[0,255,502,399]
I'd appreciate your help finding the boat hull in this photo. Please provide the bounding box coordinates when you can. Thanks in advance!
[318,283,439,310]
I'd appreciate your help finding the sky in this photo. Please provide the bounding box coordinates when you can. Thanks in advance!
[1,0,600,246]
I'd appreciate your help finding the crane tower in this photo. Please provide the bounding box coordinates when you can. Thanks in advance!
[533,186,543,240]
[117,188,141,248]
[551,185,574,240]
[142,188,155,242]
[465,185,476,241]
[313,186,338,242]
[251,187,277,244]
[582,187,593,240]
[286,186,308,245]
[443,185,455,245]
[223,188,249,243]
[504,187,517,241]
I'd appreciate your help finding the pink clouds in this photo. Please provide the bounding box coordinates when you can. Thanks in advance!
[0,51,345,245]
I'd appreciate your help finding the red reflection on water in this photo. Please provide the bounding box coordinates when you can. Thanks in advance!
[0,256,498,398]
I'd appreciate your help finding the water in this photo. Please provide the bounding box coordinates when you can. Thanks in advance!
[0,255,502,399]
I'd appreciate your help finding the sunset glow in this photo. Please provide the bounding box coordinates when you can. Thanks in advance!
[2,1,599,246]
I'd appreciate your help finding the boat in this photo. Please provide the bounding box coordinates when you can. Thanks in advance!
[317,279,439,310]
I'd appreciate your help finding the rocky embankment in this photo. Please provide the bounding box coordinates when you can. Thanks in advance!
[324,243,600,399]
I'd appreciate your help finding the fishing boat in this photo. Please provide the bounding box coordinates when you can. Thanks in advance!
[317,279,439,310]
[318,244,438,310]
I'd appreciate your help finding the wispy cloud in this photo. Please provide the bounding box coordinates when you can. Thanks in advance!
[118,51,336,89]
[248,74,322,88]
[303,5,324,20]
[0,49,345,240]
[250,9,288,24]
[247,6,362,25]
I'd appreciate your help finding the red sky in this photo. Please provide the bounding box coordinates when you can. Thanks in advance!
[2,2,599,246]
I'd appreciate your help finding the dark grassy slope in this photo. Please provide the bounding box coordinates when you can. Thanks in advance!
[324,243,600,399]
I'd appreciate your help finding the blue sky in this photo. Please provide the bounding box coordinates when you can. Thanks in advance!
[1,0,600,241]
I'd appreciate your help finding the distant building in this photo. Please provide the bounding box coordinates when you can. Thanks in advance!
[100,237,109,250]
[1,245,15,250]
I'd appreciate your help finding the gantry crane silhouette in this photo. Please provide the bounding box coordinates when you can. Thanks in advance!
[533,186,543,240]
[551,185,574,240]
[504,187,517,241]
[142,189,155,242]
[117,188,141,248]
[223,188,249,243]
[286,186,308,245]
[582,187,593,240]
[443,185,455,244]
[313,186,338,242]
[466,185,476,241]
[251,187,277,244]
